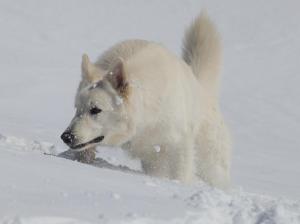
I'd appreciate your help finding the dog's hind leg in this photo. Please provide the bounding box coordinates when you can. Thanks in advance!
[195,114,231,189]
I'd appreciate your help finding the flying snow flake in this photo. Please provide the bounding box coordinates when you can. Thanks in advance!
[111,193,121,200]
[60,192,69,198]
[153,145,161,153]
[115,96,123,105]
[109,71,114,75]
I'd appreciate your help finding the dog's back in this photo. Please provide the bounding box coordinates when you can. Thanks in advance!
[96,40,150,71]
[97,12,222,101]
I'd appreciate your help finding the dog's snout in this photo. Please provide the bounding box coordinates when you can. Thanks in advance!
[61,131,75,145]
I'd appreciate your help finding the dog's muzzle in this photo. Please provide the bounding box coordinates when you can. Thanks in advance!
[61,132,104,150]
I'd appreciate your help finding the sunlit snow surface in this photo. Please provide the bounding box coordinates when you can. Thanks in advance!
[0,0,300,223]
[0,135,299,223]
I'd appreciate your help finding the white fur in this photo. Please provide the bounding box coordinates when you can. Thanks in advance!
[66,12,231,189]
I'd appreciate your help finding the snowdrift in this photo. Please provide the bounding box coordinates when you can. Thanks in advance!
[0,135,299,224]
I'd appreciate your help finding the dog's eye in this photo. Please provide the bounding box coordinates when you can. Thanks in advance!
[90,107,102,115]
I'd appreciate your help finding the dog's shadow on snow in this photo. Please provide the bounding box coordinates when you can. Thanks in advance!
[56,150,142,175]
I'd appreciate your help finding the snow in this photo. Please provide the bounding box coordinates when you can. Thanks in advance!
[153,145,161,153]
[0,217,93,224]
[0,134,57,154]
[1,137,299,224]
[0,0,300,223]
[115,95,124,106]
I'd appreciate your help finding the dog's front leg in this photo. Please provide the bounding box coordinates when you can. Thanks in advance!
[75,147,96,164]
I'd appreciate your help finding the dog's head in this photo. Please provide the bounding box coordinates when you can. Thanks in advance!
[61,54,135,151]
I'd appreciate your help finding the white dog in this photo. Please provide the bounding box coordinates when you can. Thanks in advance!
[61,12,231,189]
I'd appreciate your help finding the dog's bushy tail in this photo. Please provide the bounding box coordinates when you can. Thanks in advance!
[182,12,222,98]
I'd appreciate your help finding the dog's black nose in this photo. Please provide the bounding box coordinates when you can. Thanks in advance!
[61,131,75,145]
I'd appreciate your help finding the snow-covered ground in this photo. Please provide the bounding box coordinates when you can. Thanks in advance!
[1,135,299,224]
[0,0,299,223]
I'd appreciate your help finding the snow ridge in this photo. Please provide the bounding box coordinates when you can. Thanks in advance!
[0,134,58,154]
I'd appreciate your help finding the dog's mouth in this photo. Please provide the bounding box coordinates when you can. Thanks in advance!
[70,136,104,150]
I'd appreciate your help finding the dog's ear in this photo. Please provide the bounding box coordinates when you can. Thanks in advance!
[107,58,129,97]
[81,54,103,82]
